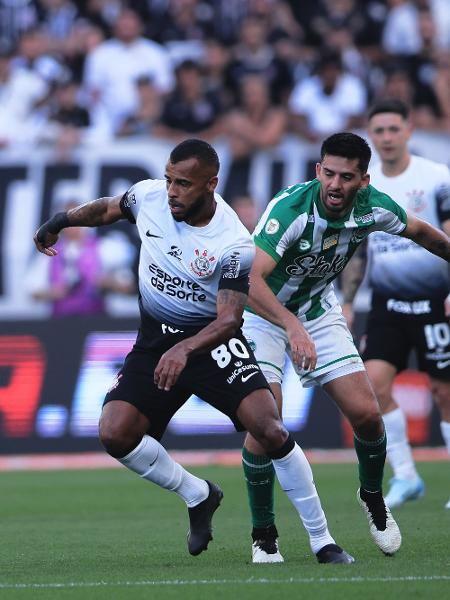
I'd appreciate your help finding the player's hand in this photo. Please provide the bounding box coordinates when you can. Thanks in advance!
[33,228,59,256]
[154,344,188,391]
[341,302,354,331]
[286,320,317,372]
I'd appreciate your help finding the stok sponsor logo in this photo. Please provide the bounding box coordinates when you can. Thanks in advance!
[148,264,206,302]
[286,254,348,277]
[227,363,259,384]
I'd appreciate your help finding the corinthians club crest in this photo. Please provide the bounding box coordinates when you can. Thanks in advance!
[190,248,216,277]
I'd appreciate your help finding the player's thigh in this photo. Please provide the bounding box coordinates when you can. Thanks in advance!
[181,329,272,431]
[364,359,398,411]
[298,304,364,387]
[361,300,410,373]
[324,370,382,432]
[103,348,190,441]
[242,311,286,386]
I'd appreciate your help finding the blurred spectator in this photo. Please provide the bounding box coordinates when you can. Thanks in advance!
[76,0,122,36]
[225,15,293,104]
[13,27,69,85]
[60,21,105,82]
[153,59,223,141]
[222,73,286,203]
[0,0,38,48]
[288,50,367,142]
[36,0,79,44]
[117,76,162,137]
[201,37,233,110]
[83,7,174,133]
[376,65,441,130]
[0,45,48,149]
[224,73,287,159]
[382,0,422,56]
[432,50,450,132]
[25,201,136,317]
[229,194,258,233]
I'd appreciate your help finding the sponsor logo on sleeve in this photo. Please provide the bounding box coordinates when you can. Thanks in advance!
[265,218,280,234]
[123,192,136,208]
[223,251,241,278]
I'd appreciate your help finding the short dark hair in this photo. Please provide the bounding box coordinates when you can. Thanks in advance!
[368,98,410,121]
[169,138,220,174]
[320,132,372,174]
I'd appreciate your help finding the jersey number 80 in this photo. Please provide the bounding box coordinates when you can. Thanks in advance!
[211,338,250,368]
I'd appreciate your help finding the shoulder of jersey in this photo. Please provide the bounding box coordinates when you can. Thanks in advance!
[221,196,253,239]
[411,154,450,178]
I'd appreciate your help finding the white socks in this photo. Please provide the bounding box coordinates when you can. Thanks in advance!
[119,435,209,507]
[440,421,450,456]
[383,408,419,481]
[272,443,335,554]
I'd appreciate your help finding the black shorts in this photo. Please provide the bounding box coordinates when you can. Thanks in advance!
[103,312,270,438]
[361,294,450,380]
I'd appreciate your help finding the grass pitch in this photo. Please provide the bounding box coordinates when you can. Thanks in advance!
[0,461,448,599]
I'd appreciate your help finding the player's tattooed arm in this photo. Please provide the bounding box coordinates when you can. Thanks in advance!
[401,213,450,262]
[340,241,367,304]
[34,195,124,256]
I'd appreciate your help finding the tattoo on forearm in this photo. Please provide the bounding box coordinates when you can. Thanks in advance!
[340,257,366,303]
[67,198,109,227]
[217,289,247,308]
[428,238,450,261]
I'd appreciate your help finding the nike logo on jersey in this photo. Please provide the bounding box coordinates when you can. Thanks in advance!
[437,360,450,369]
[146,230,162,238]
[241,371,258,383]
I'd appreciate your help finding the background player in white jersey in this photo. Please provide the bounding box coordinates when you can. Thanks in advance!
[341,100,450,509]
[241,132,450,563]
[33,139,353,563]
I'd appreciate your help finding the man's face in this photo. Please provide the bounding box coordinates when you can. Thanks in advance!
[368,112,412,164]
[316,155,370,219]
[165,158,218,222]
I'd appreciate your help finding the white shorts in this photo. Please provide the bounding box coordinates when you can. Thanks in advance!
[243,305,364,388]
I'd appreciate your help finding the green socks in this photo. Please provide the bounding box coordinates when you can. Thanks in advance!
[242,447,275,529]
[354,431,387,492]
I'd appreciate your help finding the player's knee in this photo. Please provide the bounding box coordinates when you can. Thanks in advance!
[98,419,138,458]
[352,406,384,440]
[255,418,288,453]
[431,380,450,417]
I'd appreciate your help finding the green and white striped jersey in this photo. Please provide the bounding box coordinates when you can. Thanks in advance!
[252,179,407,321]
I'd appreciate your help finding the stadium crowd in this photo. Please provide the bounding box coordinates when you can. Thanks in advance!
[1,0,450,160]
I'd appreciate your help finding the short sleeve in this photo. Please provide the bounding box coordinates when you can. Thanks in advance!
[218,242,255,294]
[119,179,154,224]
[371,195,408,235]
[253,198,308,262]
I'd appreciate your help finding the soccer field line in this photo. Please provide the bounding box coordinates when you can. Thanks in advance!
[1,575,449,589]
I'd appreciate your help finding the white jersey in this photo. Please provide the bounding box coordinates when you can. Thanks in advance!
[122,179,255,327]
[368,155,450,299]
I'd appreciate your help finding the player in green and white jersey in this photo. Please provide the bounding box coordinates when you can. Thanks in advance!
[241,132,450,564]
